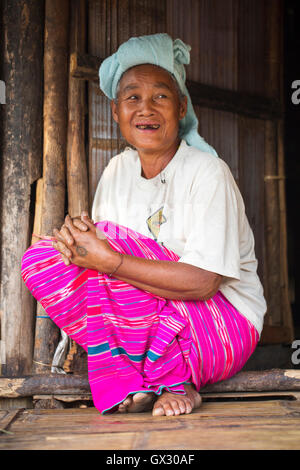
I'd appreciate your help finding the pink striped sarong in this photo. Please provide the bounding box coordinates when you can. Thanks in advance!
[21,221,259,414]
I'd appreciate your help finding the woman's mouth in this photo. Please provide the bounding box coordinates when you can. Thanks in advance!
[135,123,160,130]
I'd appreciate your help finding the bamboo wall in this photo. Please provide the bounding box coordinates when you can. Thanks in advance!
[0,0,294,378]
[88,0,167,207]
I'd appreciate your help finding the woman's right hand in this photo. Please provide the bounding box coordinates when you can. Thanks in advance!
[53,211,92,265]
[53,212,118,273]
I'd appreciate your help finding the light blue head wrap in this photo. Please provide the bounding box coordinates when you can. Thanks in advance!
[99,33,217,157]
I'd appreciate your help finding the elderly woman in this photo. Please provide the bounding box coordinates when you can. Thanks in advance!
[22,34,266,416]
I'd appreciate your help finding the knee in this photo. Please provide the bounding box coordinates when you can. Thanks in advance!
[21,240,60,285]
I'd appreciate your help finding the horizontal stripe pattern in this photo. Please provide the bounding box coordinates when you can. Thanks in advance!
[21,221,259,414]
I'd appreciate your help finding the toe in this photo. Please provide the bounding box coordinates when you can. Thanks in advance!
[194,393,202,409]
[118,395,133,413]
[152,405,165,416]
[163,401,176,416]
[118,404,127,413]
[170,400,181,415]
[184,399,193,414]
[178,400,187,414]
[123,397,133,406]
[132,392,152,405]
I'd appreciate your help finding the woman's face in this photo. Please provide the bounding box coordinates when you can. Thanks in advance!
[111,64,187,155]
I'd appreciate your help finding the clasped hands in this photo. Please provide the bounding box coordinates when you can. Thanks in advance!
[52,212,115,273]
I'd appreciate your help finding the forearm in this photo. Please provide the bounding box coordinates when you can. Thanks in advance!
[52,214,222,301]
[103,251,222,301]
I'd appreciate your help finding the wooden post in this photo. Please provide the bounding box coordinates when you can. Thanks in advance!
[0,0,44,376]
[262,0,293,343]
[264,119,281,324]
[31,0,70,373]
[264,0,281,325]
[262,0,283,333]
[277,0,294,343]
[67,0,89,218]
[62,0,89,373]
[278,119,294,342]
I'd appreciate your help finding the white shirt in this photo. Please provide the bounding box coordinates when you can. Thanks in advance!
[92,140,267,336]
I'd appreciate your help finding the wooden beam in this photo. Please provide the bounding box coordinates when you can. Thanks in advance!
[0,374,89,398]
[90,138,127,151]
[186,81,282,120]
[70,52,282,120]
[0,370,299,398]
[70,52,102,82]
[0,409,23,433]
[202,369,300,393]
[30,390,300,403]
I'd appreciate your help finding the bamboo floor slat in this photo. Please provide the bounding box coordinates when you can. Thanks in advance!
[1,393,300,450]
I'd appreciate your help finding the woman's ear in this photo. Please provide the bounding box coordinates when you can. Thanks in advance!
[110,100,119,123]
[179,95,188,120]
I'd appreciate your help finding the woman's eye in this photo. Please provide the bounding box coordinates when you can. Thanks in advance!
[127,95,138,100]
[156,94,167,99]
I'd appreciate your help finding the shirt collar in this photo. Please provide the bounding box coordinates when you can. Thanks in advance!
[134,140,187,188]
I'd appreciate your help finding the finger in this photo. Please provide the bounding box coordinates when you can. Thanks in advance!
[60,253,71,266]
[52,240,73,259]
[95,227,108,240]
[57,240,73,258]
[53,227,74,246]
[64,214,83,242]
[53,228,66,242]
[72,217,89,232]
[59,224,75,246]
[81,211,94,222]
[81,212,95,228]
[64,214,80,239]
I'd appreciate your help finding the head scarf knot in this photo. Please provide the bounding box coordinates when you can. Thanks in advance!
[99,33,218,157]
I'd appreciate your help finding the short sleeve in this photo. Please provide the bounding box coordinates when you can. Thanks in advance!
[91,166,110,222]
[178,160,241,280]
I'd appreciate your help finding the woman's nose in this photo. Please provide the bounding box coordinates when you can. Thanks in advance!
[137,98,155,115]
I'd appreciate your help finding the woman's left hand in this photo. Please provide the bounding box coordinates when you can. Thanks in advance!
[52,212,116,273]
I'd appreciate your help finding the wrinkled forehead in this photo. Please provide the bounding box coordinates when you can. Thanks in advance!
[115,64,184,99]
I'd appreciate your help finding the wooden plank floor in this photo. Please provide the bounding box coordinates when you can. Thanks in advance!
[1,393,300,450]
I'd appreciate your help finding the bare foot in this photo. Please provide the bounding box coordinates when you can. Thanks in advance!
[118,392,156,413]
[152,384,202,417]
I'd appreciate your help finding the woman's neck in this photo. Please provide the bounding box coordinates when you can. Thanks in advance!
[138,139,180,179]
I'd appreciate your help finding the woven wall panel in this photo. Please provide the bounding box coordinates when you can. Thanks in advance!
[166,0,238,90]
